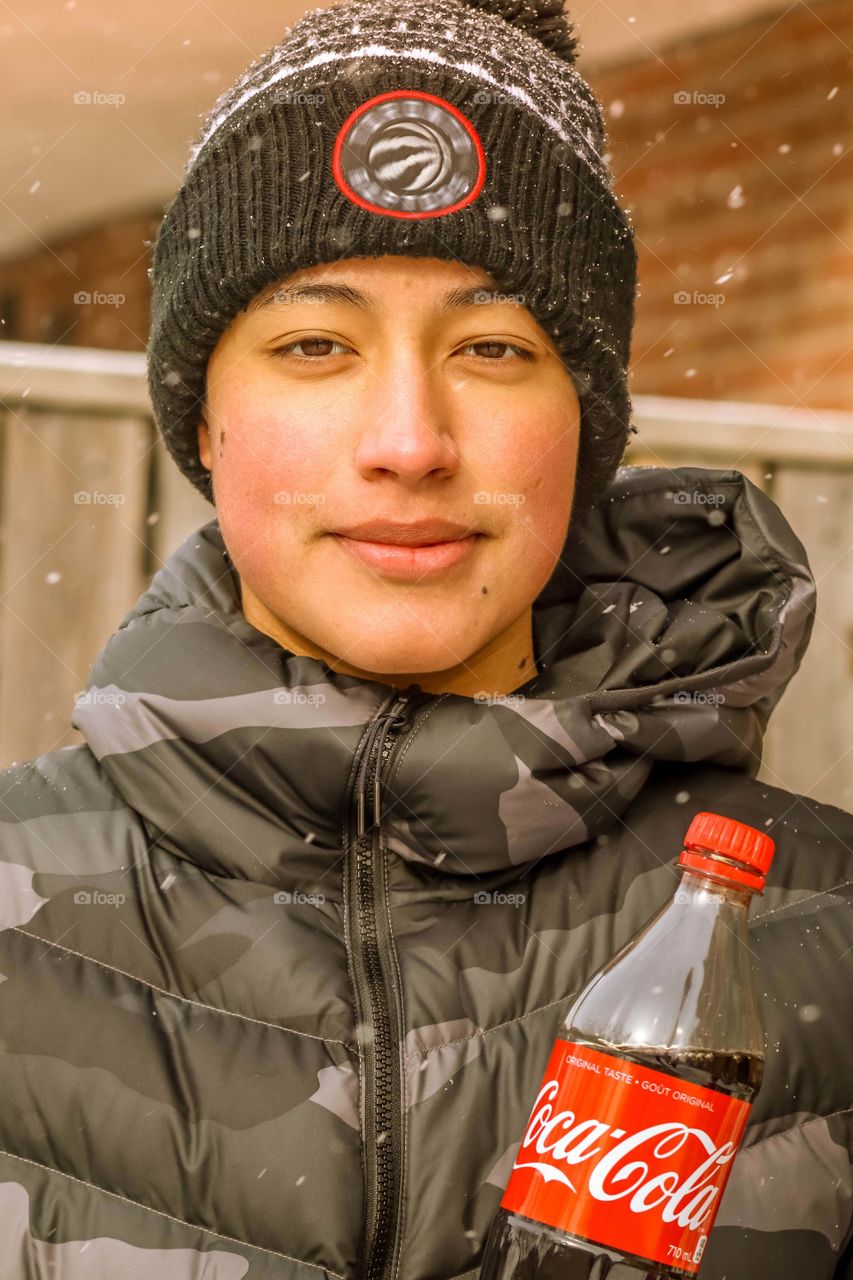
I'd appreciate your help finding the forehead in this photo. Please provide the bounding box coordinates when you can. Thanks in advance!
[244,259,517,318]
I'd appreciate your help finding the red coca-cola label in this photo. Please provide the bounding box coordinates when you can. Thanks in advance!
[500,1039,752,1276]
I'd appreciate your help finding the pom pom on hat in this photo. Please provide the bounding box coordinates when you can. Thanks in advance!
[455,0,580,63]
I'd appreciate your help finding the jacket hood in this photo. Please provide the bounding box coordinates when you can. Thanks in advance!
[71,466,816,882]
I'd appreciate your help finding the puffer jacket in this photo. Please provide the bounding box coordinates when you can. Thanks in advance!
[0,464,850,1280]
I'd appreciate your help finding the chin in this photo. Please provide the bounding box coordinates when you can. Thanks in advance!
[328,632,473,678]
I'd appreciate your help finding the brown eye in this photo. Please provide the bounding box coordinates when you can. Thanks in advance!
[271,337,351,361]
[461,341,534,362]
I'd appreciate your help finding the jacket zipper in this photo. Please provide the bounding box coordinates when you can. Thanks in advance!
[346,685,424,1280]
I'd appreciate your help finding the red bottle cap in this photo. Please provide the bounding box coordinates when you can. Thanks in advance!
[677,811,776,893]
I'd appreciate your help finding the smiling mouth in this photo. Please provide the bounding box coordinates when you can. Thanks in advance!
[330,532,482,579]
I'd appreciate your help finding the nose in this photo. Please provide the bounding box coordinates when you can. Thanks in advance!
[353,350,460,484]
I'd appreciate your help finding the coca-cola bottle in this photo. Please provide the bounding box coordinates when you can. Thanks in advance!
[478,811,775,1279]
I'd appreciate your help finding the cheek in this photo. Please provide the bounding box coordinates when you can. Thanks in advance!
[212,402,323,507]
[497,417,578,553]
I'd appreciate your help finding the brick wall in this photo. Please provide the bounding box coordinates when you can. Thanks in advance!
[0,210,159,350]
[588,0,853,410]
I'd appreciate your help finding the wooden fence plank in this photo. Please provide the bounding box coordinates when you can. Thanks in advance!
[759,467,853,812]
[0,406,151,765]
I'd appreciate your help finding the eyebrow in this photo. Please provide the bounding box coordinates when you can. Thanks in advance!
[246,282,521,316]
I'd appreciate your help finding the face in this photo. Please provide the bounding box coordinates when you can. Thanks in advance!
[197,255,580,678]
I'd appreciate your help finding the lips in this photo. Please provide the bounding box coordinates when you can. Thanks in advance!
[330,530,482,579]
[330,518,477,546]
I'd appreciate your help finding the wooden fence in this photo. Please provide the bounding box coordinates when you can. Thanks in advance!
[1,340,851,813]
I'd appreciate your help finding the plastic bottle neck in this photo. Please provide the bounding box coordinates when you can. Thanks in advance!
[678,866,758,909]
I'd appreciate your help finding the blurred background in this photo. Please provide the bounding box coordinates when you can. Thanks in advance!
[0,0,851,807]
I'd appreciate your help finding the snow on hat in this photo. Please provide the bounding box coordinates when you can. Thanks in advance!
[146,0,639,517]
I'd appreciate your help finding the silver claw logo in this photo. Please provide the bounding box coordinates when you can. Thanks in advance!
[332,89,485,219]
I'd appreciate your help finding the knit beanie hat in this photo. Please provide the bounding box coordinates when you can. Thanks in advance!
[146,0,638,519]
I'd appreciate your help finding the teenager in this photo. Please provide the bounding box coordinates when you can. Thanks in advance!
[0,2,850,1276]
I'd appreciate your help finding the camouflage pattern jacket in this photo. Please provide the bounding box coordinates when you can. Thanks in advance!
[0,466,851,1280]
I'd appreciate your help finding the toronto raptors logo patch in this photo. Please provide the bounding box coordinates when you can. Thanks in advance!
[332,89,485,219]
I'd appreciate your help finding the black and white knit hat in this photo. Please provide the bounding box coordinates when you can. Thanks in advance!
[147,0,639,517]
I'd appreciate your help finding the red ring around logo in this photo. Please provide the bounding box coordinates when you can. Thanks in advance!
[332,89,486,220]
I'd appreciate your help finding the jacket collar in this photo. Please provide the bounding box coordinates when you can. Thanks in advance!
[72,467,815,881]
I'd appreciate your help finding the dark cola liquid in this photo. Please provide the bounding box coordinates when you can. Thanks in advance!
[478,1043,763,1280]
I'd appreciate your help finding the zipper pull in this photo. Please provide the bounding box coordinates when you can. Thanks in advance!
[374,714,408,829]
[355,691,418,838]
